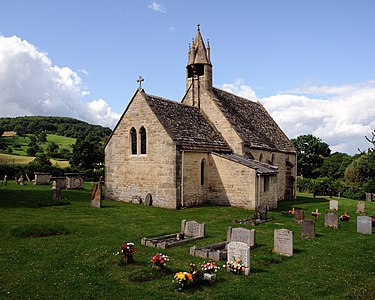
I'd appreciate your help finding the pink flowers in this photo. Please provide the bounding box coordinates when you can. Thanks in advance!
[150,252,170,268]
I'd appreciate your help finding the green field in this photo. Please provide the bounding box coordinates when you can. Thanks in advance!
[0,183,374,299]
[0,153,70,167]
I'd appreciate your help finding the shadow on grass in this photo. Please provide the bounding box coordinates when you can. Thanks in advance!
[275,196,329,211]
[0,189,70,208]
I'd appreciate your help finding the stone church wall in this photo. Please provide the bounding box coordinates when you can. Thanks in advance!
[105,92,178,209]
[180,152,209,207]
[258,174,278,209]
[208,154,257,210]
[250,149,297,201]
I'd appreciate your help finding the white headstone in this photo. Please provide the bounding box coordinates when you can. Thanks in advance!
[227,227,256,247]
[329,200,338,211]
[274,229,293,256]
[325,212,338,228]
[357,216,372,234]
[227,241,250,275]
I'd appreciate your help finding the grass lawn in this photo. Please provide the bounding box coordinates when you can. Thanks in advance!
[0,183,374,299]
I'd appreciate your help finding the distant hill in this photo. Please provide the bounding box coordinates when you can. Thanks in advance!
[0,116,112,139]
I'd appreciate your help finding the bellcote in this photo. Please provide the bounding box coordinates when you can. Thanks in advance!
[186,25,213,92]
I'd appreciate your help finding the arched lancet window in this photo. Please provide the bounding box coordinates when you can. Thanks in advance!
[140,126,147,154]
[130,127,137,155]
[271,154,275,165]
[200,159,205,186]
[259,153,263,162]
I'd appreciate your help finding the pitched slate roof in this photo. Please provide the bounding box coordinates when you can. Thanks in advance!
[212,88,296,153]
[214,153,278,175]
[145,93,231,152]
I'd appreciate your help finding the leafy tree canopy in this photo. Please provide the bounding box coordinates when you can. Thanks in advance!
[291,134,331,178]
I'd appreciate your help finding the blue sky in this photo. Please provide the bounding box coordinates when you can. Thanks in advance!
[1,0,375,154]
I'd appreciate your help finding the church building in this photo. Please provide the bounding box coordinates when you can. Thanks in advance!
[105,26,297,210]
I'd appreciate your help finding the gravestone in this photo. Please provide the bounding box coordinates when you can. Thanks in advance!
[294,209,306,224]
[18,175,24,186]
[145,193,152,206]
[34,172,51,185]
[65,173,84,189]
[274,229,293,256]
[15,177,18,185]
[329,200,338,211]
[90,177,103,208]
[52,180,62,200]
[365,193,374,202]
[301,220,315,238]
[324,212,338,228]
[356,201,365,214]
[227,227,256,247]
[227,241,250,275]
[182,220,206,238]
[357,216,372,234]
[51,177,66,190]
[3,175,7,186]
[25,174,31,181]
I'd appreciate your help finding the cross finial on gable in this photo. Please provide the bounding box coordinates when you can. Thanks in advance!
[197,23,200,31]
[137,76,144,89]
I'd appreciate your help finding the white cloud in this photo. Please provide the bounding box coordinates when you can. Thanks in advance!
[220,79,375,155]
[0,35,120,128]
[148,2,166,13]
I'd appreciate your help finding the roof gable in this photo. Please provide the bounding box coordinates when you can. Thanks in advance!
[145,93,231,152]
[212,88,295,153]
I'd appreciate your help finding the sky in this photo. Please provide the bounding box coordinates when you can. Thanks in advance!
[0,0,374,155]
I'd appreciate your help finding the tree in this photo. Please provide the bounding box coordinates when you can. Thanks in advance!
[291,134,331,178]
[319,152,353,179]
[37,132,47,143]
[70,138,104,170]
[47,142,59,157]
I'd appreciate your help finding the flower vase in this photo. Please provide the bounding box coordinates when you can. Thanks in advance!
[203,272,216,282]
[152,264,163,270]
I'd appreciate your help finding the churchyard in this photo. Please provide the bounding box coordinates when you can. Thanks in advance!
[0,181,374,299]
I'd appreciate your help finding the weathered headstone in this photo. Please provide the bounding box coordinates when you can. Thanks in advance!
[365,193,374,202]
[15,177,18,185]
[294,209,306,224]
[51,180,62,201]
[34,172,51,185]
[181,220,206,238]
[227,241,250,275]
[65,173,84,189]
[301,219,316,238]
[145,193,152,206]
[356,201,365,214]
[324,212,338,228]
[274,229,293,256]
[18,175,24,186]
[329,200,338,211]
[227,227,256,247]
[3,175,7,186]
[90,177,103,208]
[357,216,372,234]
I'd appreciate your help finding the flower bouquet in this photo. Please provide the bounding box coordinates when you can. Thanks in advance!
[201,260,219,282]
[150,252,170,269]
[174,271,193,292]
[339,212,350,221]
[189,262,201,284]
[117,242,137,263]
[227,259,246,274]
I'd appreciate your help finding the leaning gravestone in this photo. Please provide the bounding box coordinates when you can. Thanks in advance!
[144,193,152,206]
[227,227,256,247]
[356,201,365,214]
[357,216,372,234]
[325,212,338,228]
[294,209,306,224]
[301,219,316,238]
[227,241,250,275]
[329,200,338,211]
[51,180,62,201]
[274,229,293,256]
[3,175,7,186]
[90,177,103,208]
